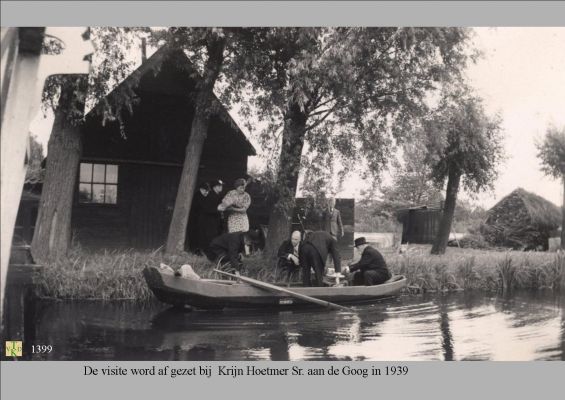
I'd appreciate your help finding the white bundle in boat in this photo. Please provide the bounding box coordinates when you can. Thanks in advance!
[159,263,200,279]
[159,263,175,274]
[177,264,201,280]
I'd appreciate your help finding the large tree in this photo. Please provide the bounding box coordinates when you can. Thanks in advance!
[423,87,504,255]
[237,27,473,258]
[536,125,565,249]
[32,28,143,262]
[157,28,229,255]
[31,75,88,262]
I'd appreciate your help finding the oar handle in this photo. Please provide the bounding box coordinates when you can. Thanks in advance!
[214,269,352,312]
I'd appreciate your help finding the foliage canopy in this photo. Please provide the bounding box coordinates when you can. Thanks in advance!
[537,125,565,180]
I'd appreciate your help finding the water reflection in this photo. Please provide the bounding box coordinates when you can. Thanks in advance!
[30,292,564,361]
[439,300,454,361]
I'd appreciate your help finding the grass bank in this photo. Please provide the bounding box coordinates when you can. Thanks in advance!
[36,246,565,300]
[387,247,565,293]
[36,247,270,301]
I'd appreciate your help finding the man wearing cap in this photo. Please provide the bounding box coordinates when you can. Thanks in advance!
[300,230,341,287]
[202,179,224,241]
[345,237,391,286]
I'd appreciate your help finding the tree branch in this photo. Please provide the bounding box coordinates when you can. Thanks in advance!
[307,96,337,116]
[305,103,339,132]
[308,107,333,117]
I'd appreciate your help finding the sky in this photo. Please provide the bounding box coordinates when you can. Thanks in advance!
[329,27,565,207]
[464,27,565,208]
[30,27,565,209]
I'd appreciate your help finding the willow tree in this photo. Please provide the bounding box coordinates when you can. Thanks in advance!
[236,27,473,258]
[31,76,88,262]
[424,88,504,255]
[536,125,565,249]
[31,27,151,262]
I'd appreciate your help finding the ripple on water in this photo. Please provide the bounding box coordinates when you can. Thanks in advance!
[31,292,565,361]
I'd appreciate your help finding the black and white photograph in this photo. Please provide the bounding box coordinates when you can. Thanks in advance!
[1,24,564,362]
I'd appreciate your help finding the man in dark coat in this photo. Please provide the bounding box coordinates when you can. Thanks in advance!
[199,179,223,250]
[277,230,302,281]
[300,230,341,287]
[322,197,344,239]
[191,182,210,254]
[204,230,260,271]
[345,237,391,286]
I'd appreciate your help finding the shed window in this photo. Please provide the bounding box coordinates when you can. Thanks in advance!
[79,163,118,204]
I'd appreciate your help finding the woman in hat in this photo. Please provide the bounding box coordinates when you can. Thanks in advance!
[198,180,223,251]
[218,178,251,233]
[208,179,224,234]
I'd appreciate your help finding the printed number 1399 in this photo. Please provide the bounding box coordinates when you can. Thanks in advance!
[32,345,53,353]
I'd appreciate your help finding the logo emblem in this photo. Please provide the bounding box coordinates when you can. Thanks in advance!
[5,341,23,357]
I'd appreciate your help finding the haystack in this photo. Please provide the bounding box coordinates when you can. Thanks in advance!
[481,188,561,250]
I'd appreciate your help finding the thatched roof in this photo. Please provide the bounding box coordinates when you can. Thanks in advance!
[482,188,561,250]
[486,188,561,229]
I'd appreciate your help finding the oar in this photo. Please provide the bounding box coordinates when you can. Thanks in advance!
[214,269,352,312]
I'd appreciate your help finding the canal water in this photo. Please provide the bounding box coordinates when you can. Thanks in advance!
[30,291,564,361]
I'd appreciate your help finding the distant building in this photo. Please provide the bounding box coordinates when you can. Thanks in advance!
[396,204,442,244]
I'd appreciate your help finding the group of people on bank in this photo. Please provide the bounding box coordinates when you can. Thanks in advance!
[192,177,252,247]
[192,186,391,287]
[191,177,258,271]
[278,230,391,288]
[276,197,390,288]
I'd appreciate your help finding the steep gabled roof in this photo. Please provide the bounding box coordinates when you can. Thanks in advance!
[86,46,255,155]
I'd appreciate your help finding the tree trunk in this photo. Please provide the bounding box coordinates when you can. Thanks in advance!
[263,103,308,260]
[561,175,565,250]
[431,167,461,255]
[165,38,225,255]
[31,79,86,263]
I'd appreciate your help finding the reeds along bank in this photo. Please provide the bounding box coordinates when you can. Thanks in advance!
[35,247,565,301]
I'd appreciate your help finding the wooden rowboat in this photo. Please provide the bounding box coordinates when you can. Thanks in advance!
[143,266,407,310]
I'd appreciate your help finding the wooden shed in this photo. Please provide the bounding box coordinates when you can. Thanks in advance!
[71,47,255,250]
[397,205,442,244]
